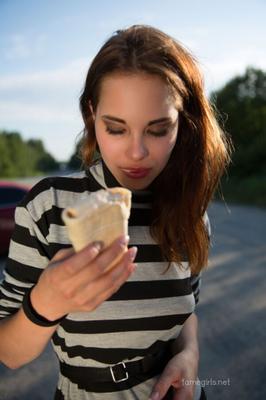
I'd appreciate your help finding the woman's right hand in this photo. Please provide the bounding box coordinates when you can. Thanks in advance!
[30,235,137,321]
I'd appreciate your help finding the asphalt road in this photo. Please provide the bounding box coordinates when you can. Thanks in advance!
[0,201,265,400]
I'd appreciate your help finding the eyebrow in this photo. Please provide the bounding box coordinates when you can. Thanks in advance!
[101,115,173,126]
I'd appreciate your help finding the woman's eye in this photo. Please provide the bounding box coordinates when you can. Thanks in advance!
[105,126,169,136]
[106,127,125,135]
[149,129,168,137]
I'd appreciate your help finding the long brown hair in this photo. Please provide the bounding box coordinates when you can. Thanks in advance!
[79,25,232,274]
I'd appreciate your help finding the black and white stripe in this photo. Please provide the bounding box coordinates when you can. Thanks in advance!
[0,159,210,400]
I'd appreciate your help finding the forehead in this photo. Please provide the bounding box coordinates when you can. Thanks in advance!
[97,72,179,117]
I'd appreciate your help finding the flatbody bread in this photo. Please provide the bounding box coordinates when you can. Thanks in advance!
[62,187,132,258]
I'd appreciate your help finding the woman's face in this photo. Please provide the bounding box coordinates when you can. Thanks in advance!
[92,73,179,191]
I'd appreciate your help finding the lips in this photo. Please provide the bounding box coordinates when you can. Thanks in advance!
[121,168,151,179]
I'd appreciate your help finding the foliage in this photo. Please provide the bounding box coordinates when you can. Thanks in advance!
[0,131,60,177]
[66,139,100,171]
[210,67,266,206]
[211,67,266,179]
[67,140,83,171]
[216,175,266,208]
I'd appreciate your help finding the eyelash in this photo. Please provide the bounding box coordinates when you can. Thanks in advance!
[105,127,169,137]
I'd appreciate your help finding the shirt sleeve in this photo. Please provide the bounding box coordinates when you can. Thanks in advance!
[0,185,51,320]
[190,211,211,305]
[190,273,202,305]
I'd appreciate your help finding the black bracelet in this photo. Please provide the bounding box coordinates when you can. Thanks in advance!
[22,287,66,327]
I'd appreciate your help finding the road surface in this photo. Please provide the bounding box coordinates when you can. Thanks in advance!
[0,201,265,399]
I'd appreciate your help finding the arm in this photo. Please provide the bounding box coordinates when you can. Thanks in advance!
[149,314,200,400]
[0,182,136,370]
[0,309,58,369]
[171,313,199,360]
[150,215,210,399]
[0,239,136,369]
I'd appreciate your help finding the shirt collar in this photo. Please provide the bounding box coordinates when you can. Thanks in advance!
[88,158,153,204]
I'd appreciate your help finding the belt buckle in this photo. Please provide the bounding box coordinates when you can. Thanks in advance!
[110,362,129,383]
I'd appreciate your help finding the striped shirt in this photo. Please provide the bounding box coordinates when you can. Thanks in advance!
[0,159,210,399]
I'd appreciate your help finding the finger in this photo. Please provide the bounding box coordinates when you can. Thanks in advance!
[75,250,136,309]
[149,369,182,400]
[64,234,130,282]
[93,234,130,273]
[55,240,104,277]
[57,239,135,301]
[94,251,136,297]
[64,234,129,278]
[51,247,75,262]
[64,244,137,299]
[83,261,136,310]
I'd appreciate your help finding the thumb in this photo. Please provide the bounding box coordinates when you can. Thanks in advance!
[51,247,75,262]
[52,241,104,277]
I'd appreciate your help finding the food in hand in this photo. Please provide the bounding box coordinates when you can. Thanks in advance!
[62,187,132,256]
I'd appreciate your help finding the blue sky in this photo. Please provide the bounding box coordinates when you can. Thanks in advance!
[0,0,265,161]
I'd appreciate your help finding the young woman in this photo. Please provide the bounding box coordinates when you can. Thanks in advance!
[0,25,231,399]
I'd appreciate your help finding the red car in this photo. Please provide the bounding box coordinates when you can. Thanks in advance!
[0,181,30,255]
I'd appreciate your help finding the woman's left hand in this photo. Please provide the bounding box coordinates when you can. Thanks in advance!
[149,348,199,400]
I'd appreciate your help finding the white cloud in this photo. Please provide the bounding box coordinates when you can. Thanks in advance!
[0,57,91,91]
[0,100,79,123]
[0,102,83,161]
[0,58,91,159]
[202,49,266,94]
[4,33,48,60]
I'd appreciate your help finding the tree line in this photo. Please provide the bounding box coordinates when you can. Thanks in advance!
[0,131,60,177]
[211,67,266,206]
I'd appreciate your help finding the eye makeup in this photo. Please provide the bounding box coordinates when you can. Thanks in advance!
[105,126,126,135]
[104,121,175,137]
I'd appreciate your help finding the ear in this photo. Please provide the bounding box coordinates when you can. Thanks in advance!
[89,101,96,121]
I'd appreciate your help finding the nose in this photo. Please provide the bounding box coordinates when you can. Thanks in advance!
[126,135,148,161]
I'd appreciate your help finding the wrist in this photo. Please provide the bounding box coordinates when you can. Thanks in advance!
[181,344,199,363]
[31,284,65,321]
[171,337,199,359]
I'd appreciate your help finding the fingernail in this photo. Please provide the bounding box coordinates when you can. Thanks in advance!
[92,241,104,252]
[128,246,138,261]
[119,235,130,247]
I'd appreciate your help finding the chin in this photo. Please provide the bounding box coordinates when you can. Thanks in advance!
[125,180,152,191]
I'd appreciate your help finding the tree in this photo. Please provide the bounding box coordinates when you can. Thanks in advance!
[67,140,83,171]
[27,139,60,172]
[0,130,60,177]
[67,139,100,171]
[211,67,266,178]
[0,131,34,177]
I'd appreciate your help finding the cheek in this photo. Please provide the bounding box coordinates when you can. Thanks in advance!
[156,135,177,161]
[96,133,121,159]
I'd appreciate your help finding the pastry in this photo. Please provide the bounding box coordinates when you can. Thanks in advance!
[62,188,131,259]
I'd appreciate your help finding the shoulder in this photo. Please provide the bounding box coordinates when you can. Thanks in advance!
[18,171,89,220]
[21,171,87,202]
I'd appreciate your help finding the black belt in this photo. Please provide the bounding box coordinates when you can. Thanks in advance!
[60,349,171,384]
